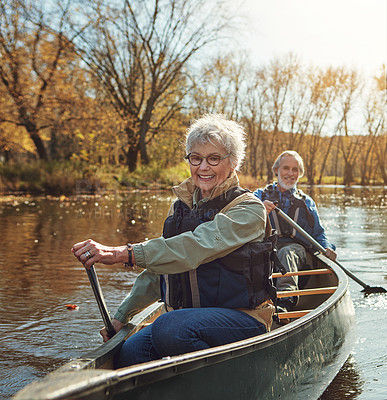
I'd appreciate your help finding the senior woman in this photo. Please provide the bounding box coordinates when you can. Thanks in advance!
[72,114,276,367]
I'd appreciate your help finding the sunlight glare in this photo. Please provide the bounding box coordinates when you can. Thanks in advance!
[233,0,386,74]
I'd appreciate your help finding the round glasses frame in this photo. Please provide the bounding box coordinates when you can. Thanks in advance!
[185,153,231,166]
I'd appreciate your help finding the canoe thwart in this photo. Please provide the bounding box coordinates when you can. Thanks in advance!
[277,310,312,320]
[272,268,333,279]
[277,286,337,298]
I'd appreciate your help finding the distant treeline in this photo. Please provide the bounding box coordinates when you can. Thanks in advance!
[0,0,385,187]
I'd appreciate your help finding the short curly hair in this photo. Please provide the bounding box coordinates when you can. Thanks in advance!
[185,114,246,171]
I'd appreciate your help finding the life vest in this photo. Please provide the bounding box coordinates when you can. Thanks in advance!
[261,184,315,239]
[160,186,282,310]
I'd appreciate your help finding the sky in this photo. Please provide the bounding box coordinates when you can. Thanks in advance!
[228,0,386,75]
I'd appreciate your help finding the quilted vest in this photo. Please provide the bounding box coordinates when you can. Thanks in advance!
[160,187,280,310]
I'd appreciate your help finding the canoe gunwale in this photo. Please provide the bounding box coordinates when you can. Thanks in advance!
[55,302,165,373]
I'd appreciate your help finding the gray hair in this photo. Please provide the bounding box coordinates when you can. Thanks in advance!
[185,114,246,171]
[272,150,305,178]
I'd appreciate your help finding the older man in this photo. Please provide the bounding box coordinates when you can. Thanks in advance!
[254,150,337,312]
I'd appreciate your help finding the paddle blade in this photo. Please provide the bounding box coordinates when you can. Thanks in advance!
[361,286,387,295]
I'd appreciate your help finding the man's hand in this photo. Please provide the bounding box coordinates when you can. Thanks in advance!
[324,248,337,261]
[263,200,276,214]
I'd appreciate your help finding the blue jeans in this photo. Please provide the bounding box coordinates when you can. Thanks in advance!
[116,308,266,367]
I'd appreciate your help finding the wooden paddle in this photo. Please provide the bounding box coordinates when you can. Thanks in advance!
[86,265,116,338]
[274,207,387,295]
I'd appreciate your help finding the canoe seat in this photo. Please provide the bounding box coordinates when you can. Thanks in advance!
[277,286,337,298]
[272,268,333,279]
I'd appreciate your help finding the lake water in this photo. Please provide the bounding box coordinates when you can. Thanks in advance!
[0,186,386,400]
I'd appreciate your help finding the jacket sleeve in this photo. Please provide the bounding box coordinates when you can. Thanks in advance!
[115,197,266,322]
[253,188,264,200]
[133,198,267,275]
[113,270,161,324]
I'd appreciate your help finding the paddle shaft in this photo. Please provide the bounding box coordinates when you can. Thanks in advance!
[274,207,372,290]
[86,265,116,338]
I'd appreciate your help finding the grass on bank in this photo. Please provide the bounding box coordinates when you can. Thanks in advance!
[0,161,193,195]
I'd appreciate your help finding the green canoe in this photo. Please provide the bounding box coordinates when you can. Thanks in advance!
[14,252,356,400]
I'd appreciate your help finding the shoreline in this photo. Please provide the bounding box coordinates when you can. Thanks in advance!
[1,183,386,203]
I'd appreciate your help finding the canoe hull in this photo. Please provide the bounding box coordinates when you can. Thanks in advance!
[114,279,355,400]
[14,256,356,400]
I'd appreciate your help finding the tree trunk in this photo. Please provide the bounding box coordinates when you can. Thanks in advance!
[343,162,353,186]
[30,130,48,160]
[125,125,139,172]
[378,159,387,185]
[126,144,138,172]
[49,127,58,160]
[307,168,315,185]
[317,135,335,184]
[266,159,274,182]
[139,126,149,165]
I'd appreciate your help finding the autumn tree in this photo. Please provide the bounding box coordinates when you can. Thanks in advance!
[376,131,387,185]
[285,64,311,151]
[0,0,82,160]
[359,71,385,184]
[263,54,299,181]
[371,66,387,184]
[189,53,248,120]
[299,66,342,184]
[0,83,33,160]
[243,66,270,177]
[63,0,231,171]
[335,68,362,185]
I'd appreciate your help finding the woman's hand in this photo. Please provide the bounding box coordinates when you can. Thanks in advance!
[100,318,125,342]
[71,239,127,269]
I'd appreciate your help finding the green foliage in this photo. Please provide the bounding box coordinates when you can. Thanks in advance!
[0,162,43,193]
[0,158,194,195]
[113,162,191,190]
[0,161,97,195]
[319,175,344,185]
[159,163,191,186]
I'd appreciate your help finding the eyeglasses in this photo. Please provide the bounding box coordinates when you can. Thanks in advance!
[185,153,231,166]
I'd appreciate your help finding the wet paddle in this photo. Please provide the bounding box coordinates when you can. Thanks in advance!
[274,207,387,295]
[85,265,116,338]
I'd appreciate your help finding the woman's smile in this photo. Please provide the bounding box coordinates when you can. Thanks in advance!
[198,174,215,181]
[189,142,233,199]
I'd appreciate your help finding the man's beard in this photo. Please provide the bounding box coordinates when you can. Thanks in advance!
[278,175,297,191]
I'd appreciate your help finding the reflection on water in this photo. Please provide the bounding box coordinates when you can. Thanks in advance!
[0,186,386,400]
[0,192,173,399]
[319,356,364,399]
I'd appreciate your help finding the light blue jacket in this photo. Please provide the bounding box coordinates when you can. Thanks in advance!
[254,182,335,251]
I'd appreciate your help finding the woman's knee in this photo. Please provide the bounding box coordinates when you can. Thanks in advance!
[150,311,205,356]
[116,325,158,367]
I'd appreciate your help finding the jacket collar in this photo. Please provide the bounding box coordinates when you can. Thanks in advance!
[172,171,240,209]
